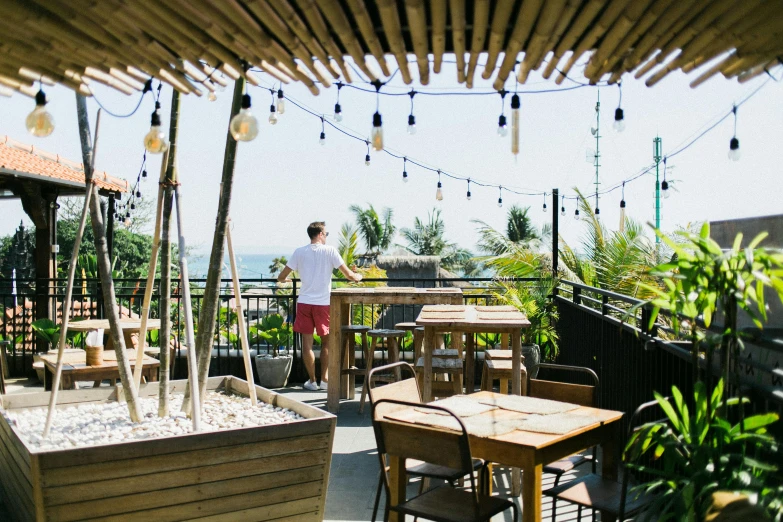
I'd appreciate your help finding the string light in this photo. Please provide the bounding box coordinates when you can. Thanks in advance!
[728,105,740,161]
[661,157,670,198]
[143,101,167,153]
[364,140,371,166]
[276,88,285,115]
[510,94,520,155]
[371,82,383,150]
[229,82,259,142]
[402,157,408,183]
[497,187,503,207]
[620,182,626,208]
[135,189,141,198]
[407,90,417,134]
[574,207,580,219]
[334,83,343,122]
[319,117,326,145]
[620,182,626,232]
[268,90,278,125]
[542,193,547,213]
[497,90,508,137]
[26,85,55,137]
[613,82,625,132]
[436,170,443,201]
[466,179,472,200]
[560,195,566,217]
[208,91,217,102]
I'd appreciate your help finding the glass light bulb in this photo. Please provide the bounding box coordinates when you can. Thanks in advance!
[208,91,217,102]
[26,105,55,137]
[403,172,408,183]
[268,111,278,125]
[230,109,259,141]
[728,138,741,161]
[561,207,566,217]
[436,187,443,201]
[277,99,285,115]
[371,117,383,151]
[334,113,343,122]
[511,110,520,155]
[143,125,168,153]
[613,119,626,132]
[407,124,416,135]
[319,138,326,146]
[497,124,508,137]
[542,204,547,213]
[498,198,503,207]
[467,191,472,201]
[124,217,132,227]
[663,188,671,199]
[574,210,580,220]
[365,154,371,167]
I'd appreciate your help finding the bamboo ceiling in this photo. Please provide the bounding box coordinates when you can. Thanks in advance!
[1,0,781,98]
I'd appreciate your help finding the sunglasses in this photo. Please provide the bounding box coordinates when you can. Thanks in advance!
[323,231,329,237]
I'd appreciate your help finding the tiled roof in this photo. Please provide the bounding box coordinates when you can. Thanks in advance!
[0,136,128,193]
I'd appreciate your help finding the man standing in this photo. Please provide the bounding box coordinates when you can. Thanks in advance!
[277,222,362,391]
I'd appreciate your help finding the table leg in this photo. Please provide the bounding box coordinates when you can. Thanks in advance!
[44,366,52,391]
[452,330,464,392]
[601,425,620,521]
[339,304,351,400]
[327,299,341,413]
[522,463,542,522]
[464,333,475,394]
[423,327,435,403]
[511,331,522,396]
[388,455,406,522]
[501,333,509,350]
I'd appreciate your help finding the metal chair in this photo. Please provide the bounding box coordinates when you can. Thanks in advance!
[367,362,486,522]
[373,398,518,522]
[543,397,665,521]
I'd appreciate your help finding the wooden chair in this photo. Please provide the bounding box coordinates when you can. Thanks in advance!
[372,398,518,522]
[359,329,405,413]
[339,324,370,399]
[480,358,528,395]
[543,397,663,521]
[367,362,486,522]
[528,363,599,490]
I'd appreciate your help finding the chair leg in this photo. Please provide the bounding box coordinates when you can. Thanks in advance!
[553,471,561,488]
[388,338,400,381]
[577,505,583,522]
[371,473,383,522]
[359,337,377,414]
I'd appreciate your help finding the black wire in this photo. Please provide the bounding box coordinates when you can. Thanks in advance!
[88,87,148,118]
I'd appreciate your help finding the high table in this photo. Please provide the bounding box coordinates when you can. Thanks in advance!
[326,287,463,413]
[384,391,624,522]
[415,305,530,402]
[40,349,160,390]
[67,318,162,352]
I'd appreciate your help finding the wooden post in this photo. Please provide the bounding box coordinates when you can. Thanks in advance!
[158,182,174,416]
[42,111,102,438]
[226,220,258,406]
[75,94,142,422]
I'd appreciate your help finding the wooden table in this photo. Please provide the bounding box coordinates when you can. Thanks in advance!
[416,305,530,402]
[326,287,463,413]
[67,318,162,352]
[384,391,624,522]
[40,349,160,390]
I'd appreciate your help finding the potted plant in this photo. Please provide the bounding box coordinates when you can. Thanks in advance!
[493,273,559,378]
[30,318,84,382]
[252,313,293,388]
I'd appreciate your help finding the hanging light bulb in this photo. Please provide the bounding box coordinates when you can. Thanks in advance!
[364,141,371,166]
[26,88,55,137]
[268,103,277,125]
[276,88,285,115]
[143,102,167,153]
[135,189,141,198]
[595,207,601,216]
[371,111,383,151]
[542,194,547,213]
[466,180,472,201]
[436,171,443,201]
[497,114,508,137]
[402,158,409,183]
[620,182,627,232]
[124,216,132,227]
[142,169,148,178]
[661,179,670,199]
[334,82,343,122]
[613,83,625,132]
[728,105,740,161]
[229,93,259,141]
[497,187,503,207]
[560,195,566,217]
[130,203,136,210]
[510,94,520,155]
[208,91,217,102]
[620,198,626,208]
[574,208,580,220]
[407,90,417,135]
[319,132,326,146]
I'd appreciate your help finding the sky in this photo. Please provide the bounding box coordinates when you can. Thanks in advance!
[1,55,781,258]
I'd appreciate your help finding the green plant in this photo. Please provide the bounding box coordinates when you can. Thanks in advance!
[251,314,291,357]
[624,380,782,520]
[30,318,84,350]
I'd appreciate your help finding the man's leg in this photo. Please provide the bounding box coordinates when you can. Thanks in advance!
[301,333,317,383]
[320,334,329,383]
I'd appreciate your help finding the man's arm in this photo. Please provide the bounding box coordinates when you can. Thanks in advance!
[338,264,362,282]
[277,266,293,283]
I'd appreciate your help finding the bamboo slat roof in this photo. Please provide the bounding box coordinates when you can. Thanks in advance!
[0,0,780,98]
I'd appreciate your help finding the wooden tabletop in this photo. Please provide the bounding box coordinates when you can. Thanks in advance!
[331,287,463,297]
[39,349,159,369]
[66,319,162,331]
[415,305,530,331]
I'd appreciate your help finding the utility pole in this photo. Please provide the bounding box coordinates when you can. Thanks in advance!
[593,91,601,215]
[653,136,663,243]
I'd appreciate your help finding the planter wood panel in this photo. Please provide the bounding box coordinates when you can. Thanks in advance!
[0,376,335,521]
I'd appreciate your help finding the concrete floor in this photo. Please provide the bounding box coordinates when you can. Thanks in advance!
[1,377,595,521]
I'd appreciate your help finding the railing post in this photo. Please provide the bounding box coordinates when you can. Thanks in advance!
[601,294,609,315]
[552,188,559,277]
[572,287,581,305]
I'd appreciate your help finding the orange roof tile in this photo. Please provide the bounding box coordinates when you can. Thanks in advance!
[0,136,128,193]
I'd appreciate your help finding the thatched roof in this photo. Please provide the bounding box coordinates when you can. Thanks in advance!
[0,1,777,98]
[376,255,440,284]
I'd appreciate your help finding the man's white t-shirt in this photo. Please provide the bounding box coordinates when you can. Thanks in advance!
[286,244,344,306]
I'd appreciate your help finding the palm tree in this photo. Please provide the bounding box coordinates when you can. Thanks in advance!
[267,256,288,276]
[349,204,396,255]
[336,223,359,268]
[399,208,472,271]
[473,205,542,256]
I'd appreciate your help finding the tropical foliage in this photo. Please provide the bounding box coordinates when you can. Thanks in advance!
[250,314,291,357]
[399,208,472,272]
[349,204,396,255]
[30,318,84,349]
[267,256,287,276]
[473,204,541,256]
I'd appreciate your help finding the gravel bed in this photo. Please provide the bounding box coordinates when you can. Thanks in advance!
[3,391,302,452]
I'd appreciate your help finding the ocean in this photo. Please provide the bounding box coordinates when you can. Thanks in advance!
[188,253,286,280]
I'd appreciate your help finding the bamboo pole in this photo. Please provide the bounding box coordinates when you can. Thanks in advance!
[316,0,379,81]
[158,185,174,417]
[517,0,568,84]
[542,0,606,79]
[466,0,490,88]
[174,182,200,431]
[345,0,392,77]
[42,110,102,439]
[182,78,244,416]
[225,220,258,406]
[492,0,545,91]
[481,0,515,80]
[76,93,142,422]
[375,0,413,84]
[448,0,467,83]
[293,0,355,81]
[404,0,431,85]
[431,0,447,74]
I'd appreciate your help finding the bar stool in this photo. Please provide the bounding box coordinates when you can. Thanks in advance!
[394,322,422,362]
[359,329,406,413]
[481,349,513,393]
[416,348,463,398]
[481,358,528,395]
[340,324,370,399]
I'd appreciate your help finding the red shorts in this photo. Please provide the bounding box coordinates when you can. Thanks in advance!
[293,303,331,336]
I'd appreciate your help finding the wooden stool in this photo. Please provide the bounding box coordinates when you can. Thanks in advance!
[340,325,370,399]
[395,322,423,361]
[485,349,513,360]
[416,349,463,399]
[360,329,406,413]
[481,359,528,395]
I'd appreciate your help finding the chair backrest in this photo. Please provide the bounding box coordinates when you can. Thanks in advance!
[527,363,599,407]
[372,399,479,501]
[368,362,420,420]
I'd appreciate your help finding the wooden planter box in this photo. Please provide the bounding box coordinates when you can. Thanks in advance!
[0,376,335,521]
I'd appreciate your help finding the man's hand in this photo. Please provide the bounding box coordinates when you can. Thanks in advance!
[351,272,363,283]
